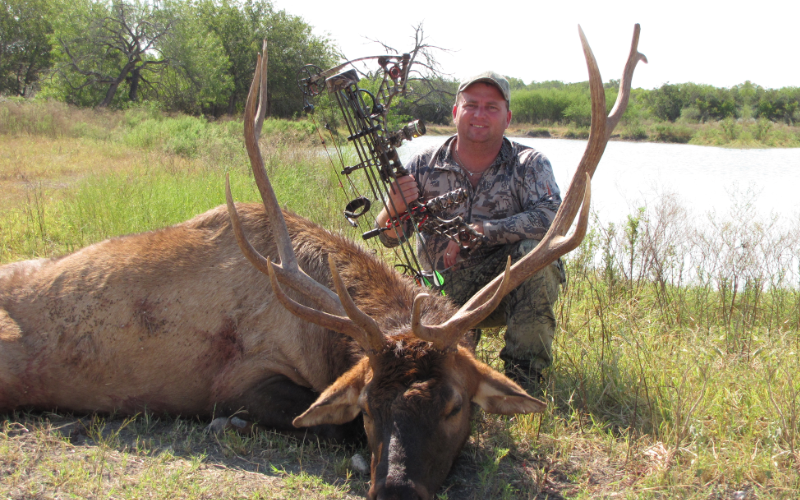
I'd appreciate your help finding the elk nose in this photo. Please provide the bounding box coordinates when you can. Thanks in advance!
[376,486,423,500]
[374,479,429,500]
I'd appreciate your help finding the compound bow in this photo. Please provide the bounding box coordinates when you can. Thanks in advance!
[297,45,486,289]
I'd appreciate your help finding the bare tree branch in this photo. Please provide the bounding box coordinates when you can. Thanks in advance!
[54,0,175,107]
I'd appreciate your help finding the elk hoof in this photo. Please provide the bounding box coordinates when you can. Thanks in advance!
[350,453,369,475]
[205,417,229,434]
[205,416,251,435]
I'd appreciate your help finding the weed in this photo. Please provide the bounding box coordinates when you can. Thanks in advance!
[622,124,648,140]
[652,123,694,143]
[753,118,773,141]
[562,127,589,139]
[721,118,742,141]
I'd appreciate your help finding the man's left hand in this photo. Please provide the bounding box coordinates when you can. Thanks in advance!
[443,222,484,268]
[443,240,460,268]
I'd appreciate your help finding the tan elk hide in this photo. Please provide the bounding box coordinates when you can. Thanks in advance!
[0,26,645,500]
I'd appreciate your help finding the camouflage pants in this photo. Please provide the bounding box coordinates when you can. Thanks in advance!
[441,239,565,371]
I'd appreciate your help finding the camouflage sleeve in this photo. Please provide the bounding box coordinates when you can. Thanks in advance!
[377,152,426,248]
[377,219,414,248]
[481,152,562,246]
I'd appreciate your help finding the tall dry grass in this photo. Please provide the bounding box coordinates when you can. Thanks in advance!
[2,100,799,498]
[518,194,800,497]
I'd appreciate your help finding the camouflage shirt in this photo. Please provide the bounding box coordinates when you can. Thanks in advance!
[379,136,562,272]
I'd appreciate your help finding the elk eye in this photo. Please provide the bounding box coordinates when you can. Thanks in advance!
[447,404,462,418]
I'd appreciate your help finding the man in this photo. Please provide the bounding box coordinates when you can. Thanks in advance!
[375,71,564,384]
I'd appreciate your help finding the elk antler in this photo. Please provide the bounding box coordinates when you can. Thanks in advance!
[412,24,647,349]
[225,41,387,355]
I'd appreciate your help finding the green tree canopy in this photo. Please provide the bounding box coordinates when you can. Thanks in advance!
[0,0,53,96]
[39,0,336,116]
[192,0,336,116]
[44,0,175,107]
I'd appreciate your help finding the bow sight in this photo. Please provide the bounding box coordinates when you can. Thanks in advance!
[297,52,486,288]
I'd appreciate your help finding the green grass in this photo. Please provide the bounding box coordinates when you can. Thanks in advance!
[1,414,365,499]
[0,100,347,263]
[2,102,800,498]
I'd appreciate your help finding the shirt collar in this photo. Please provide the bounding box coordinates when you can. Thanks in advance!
[435,135,513,174]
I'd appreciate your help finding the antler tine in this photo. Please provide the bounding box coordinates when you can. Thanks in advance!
[412,25,644,350]
[225,175,280,278]
[227,42,387,355]
[547,24,607,237]
[420,174,591,350]
[264,259,380,353]
[254,40,268,140]
[412,257,513,349]
[223,175,331,312]
[243,44,296,272]
[327,255,387,353]
[607,24,648,135]
[226,42,342,314]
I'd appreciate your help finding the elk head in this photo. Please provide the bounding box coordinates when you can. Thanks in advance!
[227,26,646,500]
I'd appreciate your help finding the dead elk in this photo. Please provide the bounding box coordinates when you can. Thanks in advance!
[227,27,646,500]
[0,26,646,500]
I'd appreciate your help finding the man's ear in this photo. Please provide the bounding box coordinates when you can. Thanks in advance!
[293,358,370,427]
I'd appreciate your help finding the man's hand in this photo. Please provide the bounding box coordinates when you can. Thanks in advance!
[443,240,460,268]
[444,222,484,268]
[386,175,419,216]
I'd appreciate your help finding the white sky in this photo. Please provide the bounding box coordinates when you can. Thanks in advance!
[272,0,798,90]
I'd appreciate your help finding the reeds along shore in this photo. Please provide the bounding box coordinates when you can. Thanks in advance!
[2,103,799,498]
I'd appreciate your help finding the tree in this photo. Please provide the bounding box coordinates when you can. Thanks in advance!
[40,0,336,115]
[193,0,336,117]
[393,76,458,125]
[645,83,685,122]
[0,0,53,96]
[362,25,455,125]
[263,8,336,117]
[151,0,233,114]
[46,0,175,107]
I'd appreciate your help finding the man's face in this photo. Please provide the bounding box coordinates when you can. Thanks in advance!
[452,82,512,146]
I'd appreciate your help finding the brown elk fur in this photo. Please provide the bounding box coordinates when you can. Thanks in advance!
[0,201,540,499]
[0,204,427,418]
[0,202,514,411]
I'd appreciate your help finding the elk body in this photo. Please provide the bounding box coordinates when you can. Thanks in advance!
[0,205,392,429]
[0,27,645,500]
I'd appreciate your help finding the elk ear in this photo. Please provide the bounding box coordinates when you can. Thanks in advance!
[293,358,370,427]
[470,362,547,415]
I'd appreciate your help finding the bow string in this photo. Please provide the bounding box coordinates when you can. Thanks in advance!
[297,51,486,290]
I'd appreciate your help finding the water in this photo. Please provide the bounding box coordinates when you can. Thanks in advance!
[398,136,800,224]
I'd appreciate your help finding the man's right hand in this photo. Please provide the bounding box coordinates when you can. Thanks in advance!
[386,175,419,216]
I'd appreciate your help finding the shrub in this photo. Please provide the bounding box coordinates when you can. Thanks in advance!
[524,128,551,138]
[563,127,589,139]
[652,123,693,143]
[752,118,773,141]
[622,125,648,141]
[678,105,702,123]
[719,118,741,141]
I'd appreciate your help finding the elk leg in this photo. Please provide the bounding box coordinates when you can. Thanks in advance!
[221,374,363,442]
[0,308,27,411]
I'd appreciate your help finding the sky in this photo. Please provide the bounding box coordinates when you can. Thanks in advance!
[271,0,798,90]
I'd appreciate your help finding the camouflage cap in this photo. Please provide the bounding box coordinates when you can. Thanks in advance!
[457,71,511,105]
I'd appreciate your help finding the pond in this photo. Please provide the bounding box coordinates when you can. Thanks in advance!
[398,136,800,225]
